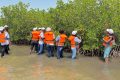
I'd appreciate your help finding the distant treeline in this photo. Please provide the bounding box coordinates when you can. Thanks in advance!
[0,0,120,50]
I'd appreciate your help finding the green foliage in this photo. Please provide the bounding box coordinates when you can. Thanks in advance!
[0,0,120,50]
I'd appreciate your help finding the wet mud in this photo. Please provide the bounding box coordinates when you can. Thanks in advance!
[0,45,120,80]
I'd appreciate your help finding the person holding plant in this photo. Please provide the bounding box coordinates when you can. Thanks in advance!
[56,30,67,59]
[68,31,81,59]
[103,29,115,63]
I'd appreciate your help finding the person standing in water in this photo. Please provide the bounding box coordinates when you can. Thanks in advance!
[102,29,115,63]
[30,27,39,54]
[56,30,67,59]
[4,25,10,55]
[0,27,6,57]
[44,27,55,57]
[68,31,81,59]
[38,27,44,55]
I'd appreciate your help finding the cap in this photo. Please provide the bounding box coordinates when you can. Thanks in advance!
[46,27,51,31]
[72,31,77,35]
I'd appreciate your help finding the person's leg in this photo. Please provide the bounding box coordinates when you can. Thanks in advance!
[5,45,9,54]
[38,44,40,53]
[57,46,61,59]
[8,44,10,51]
[51,45,54,57]
[47,45,51,57]
[104,46,112,63]
[30,41,34,54]
[35,41,38,53]
[38,44,44,55]
[71,48,77,59]
[6,45,9,53]
[60,46,64,58]
[32,41,36,52]
[105,57,109,63]
[4,45,7,53]
[42,43,45,53]
[1,46,5,58]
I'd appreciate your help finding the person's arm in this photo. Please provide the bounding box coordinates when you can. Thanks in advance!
[75,37,82,49]
[40,32,44,39]
[55,36,60,46]
[6,33,10,40]
[56,36,60,41]
[75,37,82,43]
[5,32,11,45]
[53,33,55,40]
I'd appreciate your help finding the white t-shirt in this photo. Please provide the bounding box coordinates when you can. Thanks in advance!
[38,31,44,44]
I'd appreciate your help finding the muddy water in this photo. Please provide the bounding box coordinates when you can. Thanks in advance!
[0,45,120,80]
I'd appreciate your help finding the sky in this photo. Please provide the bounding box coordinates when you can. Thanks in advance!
[0,0,68,10]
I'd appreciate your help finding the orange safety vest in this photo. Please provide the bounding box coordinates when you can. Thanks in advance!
[103,36,112,47]
[31,31,40,41]
[68,35,76,48]
[58,34,67,46]
[0,32,6,43]
[45,31,54,44]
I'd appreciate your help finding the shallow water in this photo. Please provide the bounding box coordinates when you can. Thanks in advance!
[0,45,120,80]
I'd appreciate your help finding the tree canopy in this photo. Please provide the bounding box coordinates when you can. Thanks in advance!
[0,0,120,50]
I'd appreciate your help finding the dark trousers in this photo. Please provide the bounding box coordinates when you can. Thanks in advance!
[57,46,64,59]
[31,40,38,52]
[4,45,9,54]
[0,45,5,57]
[42,44,45,53]
[47,45,54,57]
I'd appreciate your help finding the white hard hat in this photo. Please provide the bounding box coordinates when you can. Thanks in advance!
[41,27,45,30]
[33,27,37,31]
[72,31,77,35]
[106,29,110,32]
[109,29,114,34]
[4,25,8,28]
[46,27,51,31]
[38,28,42,30]
[106,29,114,34]
[0,26,4,31]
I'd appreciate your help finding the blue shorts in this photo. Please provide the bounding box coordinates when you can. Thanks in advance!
[104,46,112,58]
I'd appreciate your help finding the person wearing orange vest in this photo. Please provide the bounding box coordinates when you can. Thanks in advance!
[68,31,81,59]
[30,27,40,54]
[56,30,67,59]
[0,27,6,58]
[44,27,55,57]
[103,29,115,63]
